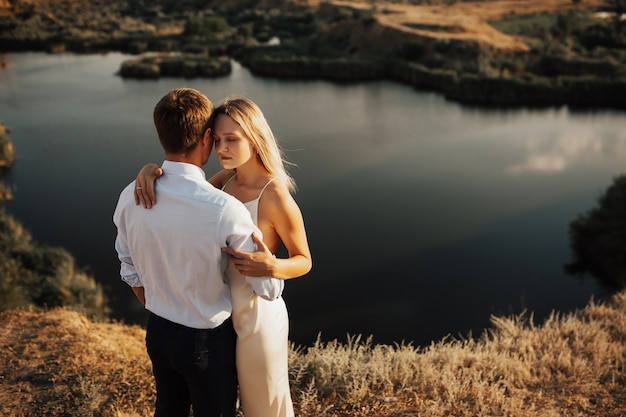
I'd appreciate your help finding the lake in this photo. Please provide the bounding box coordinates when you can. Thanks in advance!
[0,52,623,347]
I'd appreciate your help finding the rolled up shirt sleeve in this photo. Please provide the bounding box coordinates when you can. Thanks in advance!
[113,191,143,288]
[115,235,142,287]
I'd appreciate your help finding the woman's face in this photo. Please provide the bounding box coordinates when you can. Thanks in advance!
[213,113,255,170]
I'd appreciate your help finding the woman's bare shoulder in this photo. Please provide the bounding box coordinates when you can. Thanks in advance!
[263,178,298,211]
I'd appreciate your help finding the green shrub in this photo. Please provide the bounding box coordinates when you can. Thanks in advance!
[565,174,626,291]
[182,43,209,55]
[183,16,230,37]
[0,122,15,172]
[0,209,109,318]
[118,60,160,78]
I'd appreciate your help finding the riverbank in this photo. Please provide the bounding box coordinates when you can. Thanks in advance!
[1,0,625,108]
[1,290,625,416]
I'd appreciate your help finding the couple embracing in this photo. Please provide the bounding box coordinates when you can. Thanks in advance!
[113,88,312,417]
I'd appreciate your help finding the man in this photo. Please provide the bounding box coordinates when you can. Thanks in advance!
[113,88,279,417]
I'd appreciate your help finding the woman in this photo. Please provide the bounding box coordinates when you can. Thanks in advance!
[134,96,312,417]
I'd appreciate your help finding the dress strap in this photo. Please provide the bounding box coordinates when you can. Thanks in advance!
[221,173,237,191]
[258,177,277,200]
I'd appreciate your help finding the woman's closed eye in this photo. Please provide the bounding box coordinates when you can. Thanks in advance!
[213,135,238,143]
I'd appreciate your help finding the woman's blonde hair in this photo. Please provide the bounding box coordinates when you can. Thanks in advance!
[215,96,296,192]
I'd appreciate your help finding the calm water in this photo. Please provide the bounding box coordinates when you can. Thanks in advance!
[1,52,623,347]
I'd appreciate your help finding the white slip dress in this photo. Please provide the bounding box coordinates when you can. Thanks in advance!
[225,177,295,417]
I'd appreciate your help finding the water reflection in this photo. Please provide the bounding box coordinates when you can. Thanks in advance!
[507,118,626,175]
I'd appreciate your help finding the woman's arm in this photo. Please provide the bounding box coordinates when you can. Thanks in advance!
[268,187,312,279]
[223,184,312,280]
[134,163,162,208]
[135,166,235,208]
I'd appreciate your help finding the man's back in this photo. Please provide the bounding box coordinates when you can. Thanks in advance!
[114,160,257,329]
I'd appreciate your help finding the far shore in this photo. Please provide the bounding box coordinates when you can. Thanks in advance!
[1,0,625,109]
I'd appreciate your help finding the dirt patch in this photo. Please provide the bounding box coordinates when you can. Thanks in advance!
[331,0,606,52]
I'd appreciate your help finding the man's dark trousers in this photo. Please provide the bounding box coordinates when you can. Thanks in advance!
[146,313,238,417]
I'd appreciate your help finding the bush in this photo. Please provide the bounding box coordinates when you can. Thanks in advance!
[181,43,209,55]
[0,122,15,172]
[183,16,230,37]
[118,55,231,79]
[0,209,108,318]
[118,60,160,78]
[565,174,626,291]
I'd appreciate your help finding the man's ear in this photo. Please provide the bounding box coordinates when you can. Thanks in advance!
[203,127,213,146]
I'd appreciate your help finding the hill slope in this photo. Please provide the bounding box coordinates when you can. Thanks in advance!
[1,291,625,417]
[0,309,154,417]
[331,0,606,53]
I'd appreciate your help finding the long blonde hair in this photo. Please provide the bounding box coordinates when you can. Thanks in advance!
[215,96,296,192]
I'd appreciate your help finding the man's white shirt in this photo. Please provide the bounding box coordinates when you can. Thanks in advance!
[113,160,282,329]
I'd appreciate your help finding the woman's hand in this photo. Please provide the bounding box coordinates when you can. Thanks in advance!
[223,233,277,277]
[134,163,162,208]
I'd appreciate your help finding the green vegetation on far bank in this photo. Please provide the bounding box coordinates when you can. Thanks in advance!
[1,0,625,108]
[117,53,231,78]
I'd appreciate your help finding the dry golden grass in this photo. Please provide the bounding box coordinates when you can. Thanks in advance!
[1,291,625,416]
[0,309,154,417]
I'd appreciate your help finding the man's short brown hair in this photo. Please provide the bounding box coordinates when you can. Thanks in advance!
[153,88,214,154]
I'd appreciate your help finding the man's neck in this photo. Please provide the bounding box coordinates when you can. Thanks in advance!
[165,153,202,168]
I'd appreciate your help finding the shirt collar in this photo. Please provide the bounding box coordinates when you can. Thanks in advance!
[161,160,207,181]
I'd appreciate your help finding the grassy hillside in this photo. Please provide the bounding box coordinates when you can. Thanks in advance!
[1,291,625,417]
